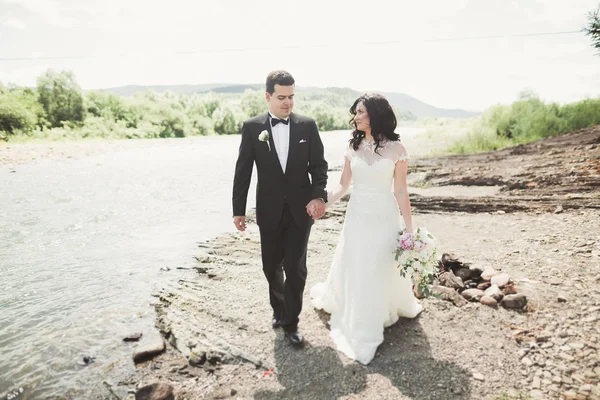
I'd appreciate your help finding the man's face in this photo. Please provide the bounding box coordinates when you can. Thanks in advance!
[266,84,294,119]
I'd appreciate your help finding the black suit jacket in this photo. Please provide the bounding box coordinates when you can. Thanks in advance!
[232,112,328,230]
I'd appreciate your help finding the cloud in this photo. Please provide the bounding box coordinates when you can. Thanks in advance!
[3,18,26,29]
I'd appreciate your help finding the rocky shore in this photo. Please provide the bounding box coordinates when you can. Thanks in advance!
[72,126,600,399]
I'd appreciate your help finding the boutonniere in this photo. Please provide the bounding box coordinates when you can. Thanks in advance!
[259,130,271,151]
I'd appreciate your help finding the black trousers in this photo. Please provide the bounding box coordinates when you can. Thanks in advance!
[259,203,311,332]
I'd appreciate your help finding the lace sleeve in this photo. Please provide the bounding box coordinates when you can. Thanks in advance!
[395,141,410,163]
[344,143,353,160]
[397,153,410,163]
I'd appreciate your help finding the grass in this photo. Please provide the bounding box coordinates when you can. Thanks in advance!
[435,96,600,156]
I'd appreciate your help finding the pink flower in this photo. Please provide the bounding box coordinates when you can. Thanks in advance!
[399,232,414,250]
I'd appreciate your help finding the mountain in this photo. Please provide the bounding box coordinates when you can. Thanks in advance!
[99,83,480,119]
[380,92,480,119]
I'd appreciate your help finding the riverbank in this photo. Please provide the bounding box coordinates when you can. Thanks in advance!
[89,126,600,400]
[0,137,198,166]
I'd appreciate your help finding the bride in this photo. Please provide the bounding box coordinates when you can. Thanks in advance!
[310,93,422,365]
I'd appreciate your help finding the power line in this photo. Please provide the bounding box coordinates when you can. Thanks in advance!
[422,30,581,42]
[0,30,583,62]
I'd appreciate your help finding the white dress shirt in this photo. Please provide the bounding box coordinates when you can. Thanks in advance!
[269,112,290,173]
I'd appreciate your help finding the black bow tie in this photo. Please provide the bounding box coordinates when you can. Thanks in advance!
[271,117,289,127]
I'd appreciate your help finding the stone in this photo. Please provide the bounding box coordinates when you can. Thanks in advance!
[123,332,143,342]
[135,382,174,400]
[547,384,560,393]
[522,357,534,367]
[469,264,485,278]
[559,353,575,362]
[501,294,528,310]
[188,351,207,367]
[502,283,518,295]
[491,272,511,288]
[529,389,544,398]
[531,376,541,389]
[584,370,597,379]
[481,268,498,281]
[208,387,238,399]
[431,286,468,307]
[473,373,485,381]
[439,271,464,290]
[461,289,485,301]
[517,349,529,359]
[484,284,501,296]
[562,391,578,400]
[580,384,593,392]
[477,282,492,290]
[133,340,166,364]
[484,285,504,301]
[480,296,498,307]
[453,267,473,282]
[558,294,568,303]
[536,335,551,343]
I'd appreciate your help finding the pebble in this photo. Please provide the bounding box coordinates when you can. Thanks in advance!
[558,294,568,303]
[522,357,534,367]
[529,389,544,398]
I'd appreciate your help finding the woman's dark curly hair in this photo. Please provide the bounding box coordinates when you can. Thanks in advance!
[349,93,399,153]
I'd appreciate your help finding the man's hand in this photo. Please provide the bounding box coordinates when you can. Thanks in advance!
[233,216,247,231]
[306,199,326,220]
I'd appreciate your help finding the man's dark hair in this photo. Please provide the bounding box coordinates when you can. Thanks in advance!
[266,70,295,94]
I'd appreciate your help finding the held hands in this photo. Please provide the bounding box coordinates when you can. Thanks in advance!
[233,216,247,232]
[306,199,326,220]
[235,200,325,229]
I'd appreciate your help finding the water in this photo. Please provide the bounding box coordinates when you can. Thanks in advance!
[0,128,423,398]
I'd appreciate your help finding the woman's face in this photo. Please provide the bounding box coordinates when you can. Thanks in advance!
[354,101,370,131]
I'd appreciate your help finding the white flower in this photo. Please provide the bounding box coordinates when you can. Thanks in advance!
[259,130,269,142]
[258,130,271,151]
[413,240,426,252]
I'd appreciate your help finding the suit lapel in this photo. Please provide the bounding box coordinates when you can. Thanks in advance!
[261,112,284,176]
[284,113,298,175]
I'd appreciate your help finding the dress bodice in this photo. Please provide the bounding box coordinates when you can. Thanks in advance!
[346,139,410,193]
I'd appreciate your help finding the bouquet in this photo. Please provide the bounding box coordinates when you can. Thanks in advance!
[394,227,438,297]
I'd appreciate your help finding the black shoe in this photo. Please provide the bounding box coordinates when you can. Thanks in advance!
[284,330,304,346]
[272,315,281,329]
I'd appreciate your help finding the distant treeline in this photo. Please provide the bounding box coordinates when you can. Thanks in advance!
[0,69,416,142]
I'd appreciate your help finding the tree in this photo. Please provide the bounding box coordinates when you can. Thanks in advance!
[0,88,44,136]
[0,94,37,135]
[241,89,265,117]
[584,5,600,54]
[37,69,85,127]
[213,105,242,135]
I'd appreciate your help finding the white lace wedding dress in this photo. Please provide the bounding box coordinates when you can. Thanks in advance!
[310,138,422,365]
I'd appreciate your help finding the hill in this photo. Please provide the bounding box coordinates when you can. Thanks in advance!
[99,84,480,119]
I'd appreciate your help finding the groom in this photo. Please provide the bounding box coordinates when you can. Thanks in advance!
[232,70,328,345]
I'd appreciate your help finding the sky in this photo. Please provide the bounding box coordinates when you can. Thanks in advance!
[0,0,599,111]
